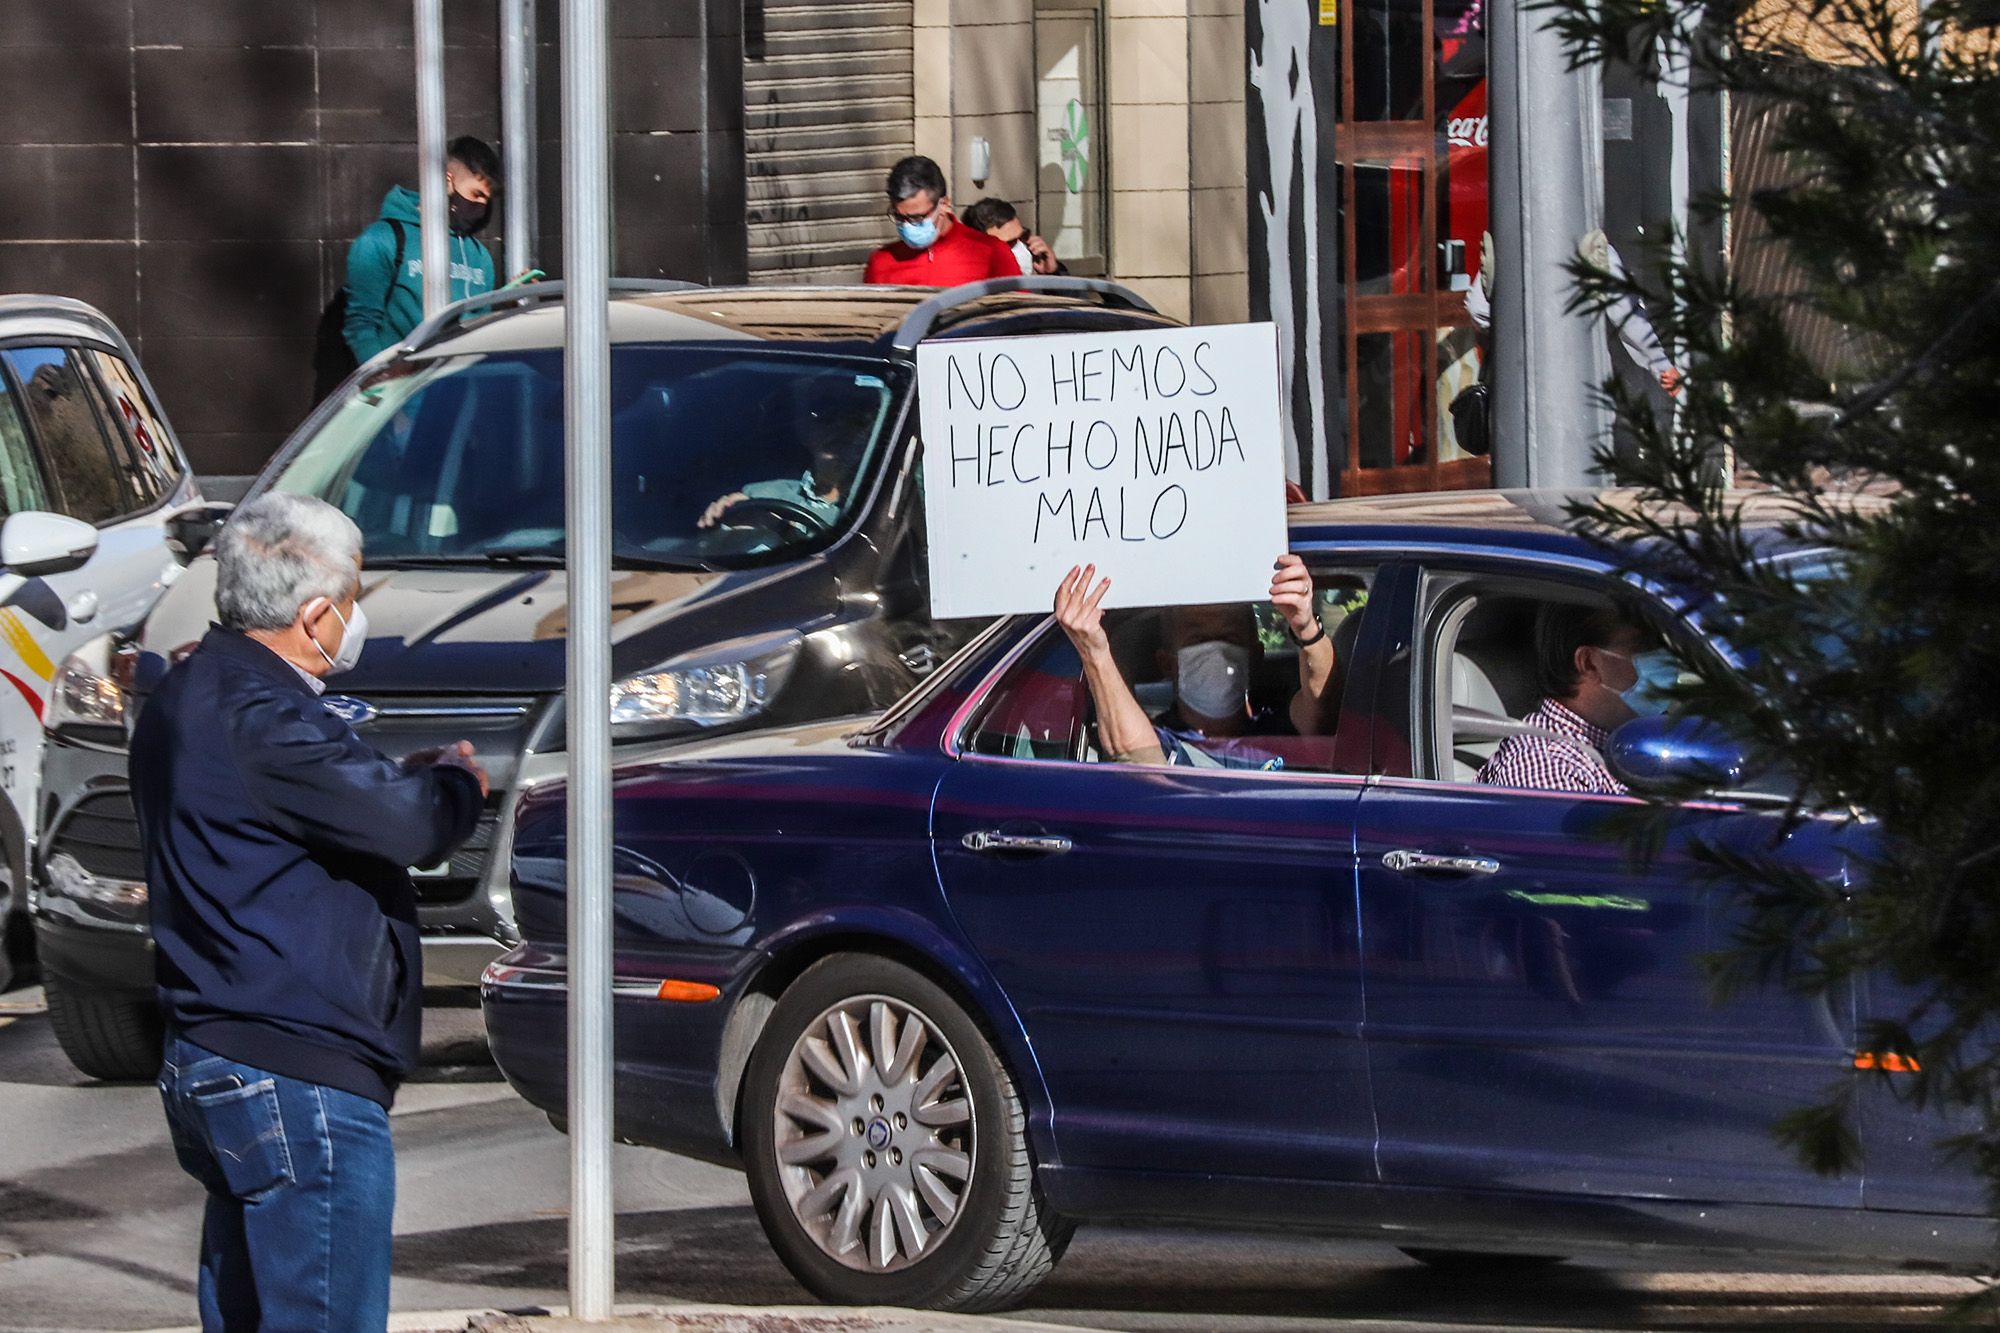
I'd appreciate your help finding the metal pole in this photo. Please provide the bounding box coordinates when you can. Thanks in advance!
[414,0,451,316]
[500,0,539,275]
[1487,0,1611,488]
[561,0,615,1319]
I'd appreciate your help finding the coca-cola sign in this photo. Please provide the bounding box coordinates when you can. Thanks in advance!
[1447,114,1489,150]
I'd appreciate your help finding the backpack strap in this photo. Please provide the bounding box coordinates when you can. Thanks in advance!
[386,217,409,294]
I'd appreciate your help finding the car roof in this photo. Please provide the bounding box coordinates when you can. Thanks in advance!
[1284,487,1889,562]
[416,285,1179,360]
[0,294,135,355]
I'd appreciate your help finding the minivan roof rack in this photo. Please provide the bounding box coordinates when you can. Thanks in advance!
[890,275,1158,353]
[399,278,705,356]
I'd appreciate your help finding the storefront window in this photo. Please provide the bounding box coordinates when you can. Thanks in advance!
[1035,2,1106,275]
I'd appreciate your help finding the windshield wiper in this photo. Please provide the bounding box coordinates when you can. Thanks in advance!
[612,553,722,573]
[368,549,720,573]
[366,549,563,569]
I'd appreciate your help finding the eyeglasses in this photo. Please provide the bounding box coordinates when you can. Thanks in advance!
[889,198,942,224]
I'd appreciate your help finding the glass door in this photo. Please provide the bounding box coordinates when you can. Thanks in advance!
[1334,0,1492,494]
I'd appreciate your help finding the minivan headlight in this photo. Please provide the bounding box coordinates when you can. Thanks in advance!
[610,634,801,732]
[46,640,134,735]
[45,851,147,917]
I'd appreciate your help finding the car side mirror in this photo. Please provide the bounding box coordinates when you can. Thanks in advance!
[1607,714,1748,795]
[164,500,234,563]
[1,511,97,577]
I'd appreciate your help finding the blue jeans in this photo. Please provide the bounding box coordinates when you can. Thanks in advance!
[158,1034,396,1332]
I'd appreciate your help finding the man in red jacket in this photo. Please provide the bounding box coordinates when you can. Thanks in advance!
[863,155,1019,286]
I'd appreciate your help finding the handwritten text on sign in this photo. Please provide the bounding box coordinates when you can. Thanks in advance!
[917,322,1287,618]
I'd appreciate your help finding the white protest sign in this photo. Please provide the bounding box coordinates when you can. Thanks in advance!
[917,322,1287,619]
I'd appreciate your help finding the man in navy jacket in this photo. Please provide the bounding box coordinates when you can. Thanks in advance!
[131,492,486,1331]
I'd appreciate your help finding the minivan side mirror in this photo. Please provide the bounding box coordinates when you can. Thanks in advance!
[1607,714,1749,795]
[164,500,235,563]
[1,511,98,577]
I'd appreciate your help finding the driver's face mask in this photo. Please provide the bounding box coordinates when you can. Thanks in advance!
[1175,640,1250,719]
[1599,646,1680,717]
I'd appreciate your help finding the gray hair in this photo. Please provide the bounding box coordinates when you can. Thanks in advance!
[214,493,363,632]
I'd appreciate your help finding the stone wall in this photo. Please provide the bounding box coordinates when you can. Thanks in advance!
[0,0,745,478]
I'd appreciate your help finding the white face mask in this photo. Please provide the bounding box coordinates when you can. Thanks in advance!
[307,598,368,675]
[1175,641,1250,719]
[1010,240,1034,276]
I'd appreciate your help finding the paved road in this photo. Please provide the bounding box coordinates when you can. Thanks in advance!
[0,987,1980,1333]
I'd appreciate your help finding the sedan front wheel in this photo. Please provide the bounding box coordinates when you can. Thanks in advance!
[741,954,1070,1311]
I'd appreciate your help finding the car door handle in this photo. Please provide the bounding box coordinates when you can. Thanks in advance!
[961,830,1072,856]
[1382,849,1502,876]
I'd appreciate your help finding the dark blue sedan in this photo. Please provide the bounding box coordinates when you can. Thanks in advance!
[482,489,1984,1311]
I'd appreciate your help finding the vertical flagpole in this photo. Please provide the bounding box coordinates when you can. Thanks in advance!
[414,0,450,315]
[561,0,615,1318]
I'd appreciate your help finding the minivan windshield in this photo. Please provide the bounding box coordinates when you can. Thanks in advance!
[267,346,903,570]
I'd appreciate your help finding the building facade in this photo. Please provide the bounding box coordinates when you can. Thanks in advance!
[0,0,1707,493]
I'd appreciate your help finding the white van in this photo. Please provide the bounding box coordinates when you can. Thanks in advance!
[0,296,204,991]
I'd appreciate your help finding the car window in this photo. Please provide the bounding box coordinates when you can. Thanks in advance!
[270,347,905,571]
[87,349,185,508]
[960,566,1373,775]
[0,368,51,519]
[964,631,1089,760]
[1421,570,1697,788]
[1,347,129,526]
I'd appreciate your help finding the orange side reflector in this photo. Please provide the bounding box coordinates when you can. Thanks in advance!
[657,979,721,1003]
[1854,1051,1921,1073]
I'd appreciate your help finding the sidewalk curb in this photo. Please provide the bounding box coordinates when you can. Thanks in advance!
[474,1308,1111,1332]
[132,1305,1117,1333]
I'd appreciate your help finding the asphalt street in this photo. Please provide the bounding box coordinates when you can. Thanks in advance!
[0,986,1983,1333]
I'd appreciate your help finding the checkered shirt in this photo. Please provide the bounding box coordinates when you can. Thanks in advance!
[1475,698,1628,796]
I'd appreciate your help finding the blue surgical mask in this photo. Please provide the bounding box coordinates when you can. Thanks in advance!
[897,216,940,250]
[1606,647,1680,716]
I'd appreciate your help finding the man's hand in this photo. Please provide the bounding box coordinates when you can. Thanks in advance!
[697,491,749,530]
[1026,233,1058,275]
[1054,563,1112,660]
[400,745,447,771]
[1270,553,1318,640]
[1660,366,1684,397]
[408,740,489,798]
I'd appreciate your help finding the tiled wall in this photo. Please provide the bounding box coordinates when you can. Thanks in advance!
[915,0,1039,224]
[1189,0,1248,324]
[0,0,744,478]
[1107,0,1193,320]
[911,0,1248,326]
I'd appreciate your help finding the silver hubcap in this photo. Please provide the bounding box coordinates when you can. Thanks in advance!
[772,993,975,1272]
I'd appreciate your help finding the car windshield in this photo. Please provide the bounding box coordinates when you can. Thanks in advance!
[266,346,903,570]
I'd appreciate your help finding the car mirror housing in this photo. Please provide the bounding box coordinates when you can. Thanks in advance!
[164,499,235,564]
[1607,714,1749,796]
[1,510,97,577]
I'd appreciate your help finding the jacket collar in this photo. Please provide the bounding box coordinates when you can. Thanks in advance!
[198,625,318,696]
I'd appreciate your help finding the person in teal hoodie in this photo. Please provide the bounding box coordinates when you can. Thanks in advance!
[342,135,502,363]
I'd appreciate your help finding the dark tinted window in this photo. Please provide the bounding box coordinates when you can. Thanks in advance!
[87,349,185,508]
[2,347,127,525]
[270,347,903,570]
